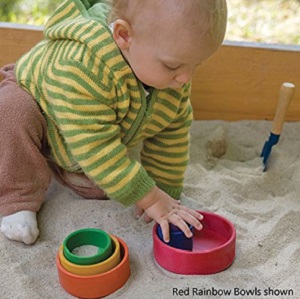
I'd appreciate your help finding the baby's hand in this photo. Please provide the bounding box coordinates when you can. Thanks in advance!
[136,187,203,242]
[135,205,153,222]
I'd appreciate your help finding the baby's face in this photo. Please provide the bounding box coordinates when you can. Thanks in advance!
[127,33,215,90]
[118,8,219,90]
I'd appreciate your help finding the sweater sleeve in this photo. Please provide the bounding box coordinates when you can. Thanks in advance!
[43,60,156,206]
[140,84,193,199]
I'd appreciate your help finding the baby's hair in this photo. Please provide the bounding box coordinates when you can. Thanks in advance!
[195,0,228,45]
[107,0,134,23]
[108,0,227,45]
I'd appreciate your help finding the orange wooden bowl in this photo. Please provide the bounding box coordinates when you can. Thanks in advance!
[56,236,130,299]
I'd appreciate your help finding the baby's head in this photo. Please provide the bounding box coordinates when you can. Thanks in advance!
[109,0,227,89]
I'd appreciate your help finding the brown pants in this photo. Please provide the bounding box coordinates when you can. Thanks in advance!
[0,65,106,216]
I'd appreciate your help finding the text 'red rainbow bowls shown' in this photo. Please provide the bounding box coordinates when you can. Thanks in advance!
[153,210,236,275]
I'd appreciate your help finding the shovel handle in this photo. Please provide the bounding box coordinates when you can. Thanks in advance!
[271,82,295,135]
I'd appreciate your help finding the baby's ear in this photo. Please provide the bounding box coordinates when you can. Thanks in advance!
[112,19,132,50]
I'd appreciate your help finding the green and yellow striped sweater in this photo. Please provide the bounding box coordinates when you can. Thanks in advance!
[15,0,193,206]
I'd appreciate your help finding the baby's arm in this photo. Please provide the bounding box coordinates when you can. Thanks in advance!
[136,186,203,242]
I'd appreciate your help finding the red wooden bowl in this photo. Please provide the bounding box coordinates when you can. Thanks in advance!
[153,210,236,274]
[56,236,130,298]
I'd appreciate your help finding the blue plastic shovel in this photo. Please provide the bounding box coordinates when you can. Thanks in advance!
[261,82,295,171]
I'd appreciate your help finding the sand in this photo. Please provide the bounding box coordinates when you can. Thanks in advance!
[1,120,299,299]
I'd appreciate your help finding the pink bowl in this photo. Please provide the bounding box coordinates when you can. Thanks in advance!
[153,210,236,274]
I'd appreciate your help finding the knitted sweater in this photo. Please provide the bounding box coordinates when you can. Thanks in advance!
[15,0,193,206]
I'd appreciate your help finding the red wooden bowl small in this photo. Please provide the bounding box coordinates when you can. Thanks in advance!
[153,210,236,275]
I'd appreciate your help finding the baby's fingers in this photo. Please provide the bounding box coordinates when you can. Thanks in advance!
[177,207,204,229]
[170,217,194,239]
[135,206,144,219]
[160,211,203,242]
[160,220,170,243]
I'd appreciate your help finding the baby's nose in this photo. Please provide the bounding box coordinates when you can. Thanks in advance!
[175,69,194,84]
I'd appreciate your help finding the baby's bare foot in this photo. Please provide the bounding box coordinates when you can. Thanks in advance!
[0,211,39,245]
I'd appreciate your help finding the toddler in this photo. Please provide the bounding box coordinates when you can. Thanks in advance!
[0,0,227,244]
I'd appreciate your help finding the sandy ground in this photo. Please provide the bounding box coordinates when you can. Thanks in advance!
[1,120,299,299]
